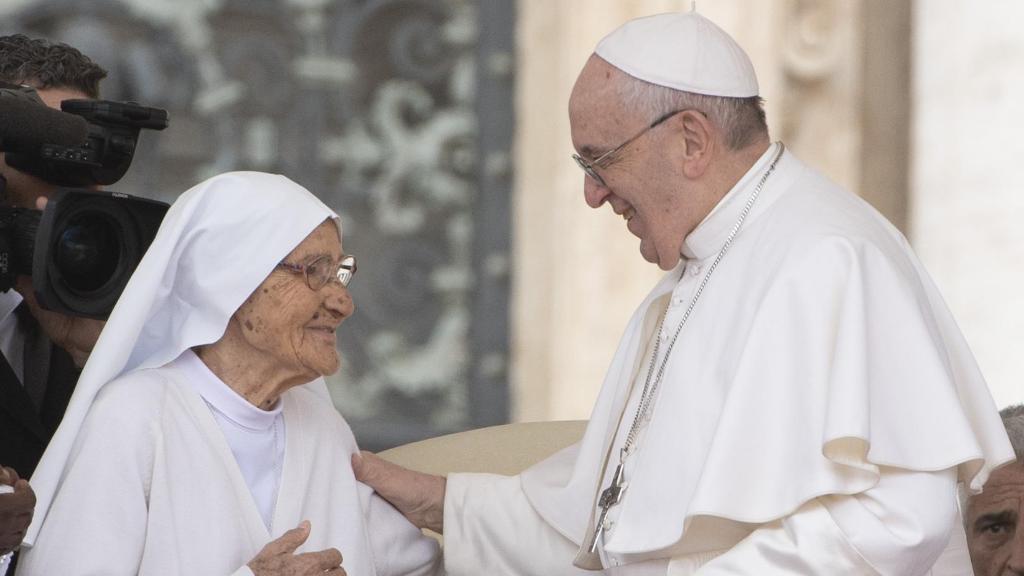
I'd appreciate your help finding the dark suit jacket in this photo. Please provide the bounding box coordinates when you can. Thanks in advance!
[0,311,79,572]
[0,316,80,480]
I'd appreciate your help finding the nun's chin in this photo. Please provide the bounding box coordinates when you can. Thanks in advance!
[301,346,340,378]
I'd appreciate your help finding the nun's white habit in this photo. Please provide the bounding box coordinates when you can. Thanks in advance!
[17,172,441,576]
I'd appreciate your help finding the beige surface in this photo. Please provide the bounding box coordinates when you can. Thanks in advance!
[377,420,587,477]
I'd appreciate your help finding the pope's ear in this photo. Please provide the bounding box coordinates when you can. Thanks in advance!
[677,110,714,179]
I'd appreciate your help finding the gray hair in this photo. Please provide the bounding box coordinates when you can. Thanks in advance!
[961,403,1024,523]
[1001,403,1024,462]
[615,72,768,151]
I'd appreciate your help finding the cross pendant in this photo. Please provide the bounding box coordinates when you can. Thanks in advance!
[586,462,627,555]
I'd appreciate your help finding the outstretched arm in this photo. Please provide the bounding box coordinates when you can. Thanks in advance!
[354,452,588,576]
[352,452,446,533]
[696,467,959,576]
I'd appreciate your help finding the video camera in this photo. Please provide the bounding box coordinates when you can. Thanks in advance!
[0,82,169,319]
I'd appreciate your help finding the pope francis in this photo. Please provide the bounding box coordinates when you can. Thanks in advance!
[354,10,1016,575]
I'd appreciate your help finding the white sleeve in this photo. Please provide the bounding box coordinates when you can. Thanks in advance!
[443,472,592,576]
[361,485,442,576]
[693,467,958,576]
[15,394,153,576]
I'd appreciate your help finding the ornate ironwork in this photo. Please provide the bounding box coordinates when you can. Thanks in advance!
[1,0,514,450]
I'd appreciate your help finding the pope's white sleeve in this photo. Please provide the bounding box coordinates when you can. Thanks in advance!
[693,467,958,576]
[444,472,592,576]
[362,487,443,576]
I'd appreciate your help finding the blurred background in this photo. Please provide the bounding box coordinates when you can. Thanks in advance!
[1,0,1020,450]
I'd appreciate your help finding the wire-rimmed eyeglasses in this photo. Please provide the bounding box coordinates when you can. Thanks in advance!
[277,254,357,290]
[571,109,690,188]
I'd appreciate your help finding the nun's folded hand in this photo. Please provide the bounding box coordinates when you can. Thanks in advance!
[248,520,346,576]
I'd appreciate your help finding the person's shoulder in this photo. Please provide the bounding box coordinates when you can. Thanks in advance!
[88,365,178,422]
[775,161,905,245]
[759,169,911,270]
[285,382,359,447]
[287,381,340,414]
[763,220,921,297]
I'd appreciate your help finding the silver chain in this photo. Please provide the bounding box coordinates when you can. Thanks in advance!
[618,142,785,462]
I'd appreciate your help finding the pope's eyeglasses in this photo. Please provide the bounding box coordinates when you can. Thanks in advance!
[277,254,357,290]
[571,109,690,188]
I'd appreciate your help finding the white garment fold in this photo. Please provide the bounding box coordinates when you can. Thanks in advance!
[445,466,968,575]
[17,363,440,575]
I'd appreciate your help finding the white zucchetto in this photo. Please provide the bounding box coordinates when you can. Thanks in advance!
[595,11,759,98]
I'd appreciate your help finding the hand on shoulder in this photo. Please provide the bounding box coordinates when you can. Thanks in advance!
[352,451,446,533]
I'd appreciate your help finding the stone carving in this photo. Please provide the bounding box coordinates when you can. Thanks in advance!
[776,0,861,196]
[780,0,840,83]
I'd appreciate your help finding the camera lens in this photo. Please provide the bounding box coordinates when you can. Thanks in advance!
[29,189,167,319]
[54,211,121,293]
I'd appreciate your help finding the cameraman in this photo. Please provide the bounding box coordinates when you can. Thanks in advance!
[0,34,106,565]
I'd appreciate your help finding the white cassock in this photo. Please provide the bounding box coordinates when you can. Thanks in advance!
[16,354,440,575]
[443,144,1014,575]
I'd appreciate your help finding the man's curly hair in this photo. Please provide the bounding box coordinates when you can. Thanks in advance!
[0,34,107,98]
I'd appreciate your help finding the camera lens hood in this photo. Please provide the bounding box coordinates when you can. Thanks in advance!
[31,188,168,319]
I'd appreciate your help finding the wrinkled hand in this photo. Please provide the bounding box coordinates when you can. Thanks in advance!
[0,467,35,554]
[14,276,104,369]
[352,451,446,533]
[247,521,345,576]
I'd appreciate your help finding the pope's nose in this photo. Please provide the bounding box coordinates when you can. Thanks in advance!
[583,174,611,208]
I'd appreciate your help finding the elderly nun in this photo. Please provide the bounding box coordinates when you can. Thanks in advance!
[16,172,441,576]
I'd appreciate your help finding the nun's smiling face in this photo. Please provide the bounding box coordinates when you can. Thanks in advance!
[233,220,355,381]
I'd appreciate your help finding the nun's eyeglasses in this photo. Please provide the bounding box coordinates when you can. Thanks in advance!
[277,254,357,290]
[571,108,690,188]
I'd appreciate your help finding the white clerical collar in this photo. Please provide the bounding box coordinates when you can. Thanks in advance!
[681,142,786,261]
[175,348,282,430]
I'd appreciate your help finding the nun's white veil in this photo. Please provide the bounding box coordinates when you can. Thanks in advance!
[24,171,338,547]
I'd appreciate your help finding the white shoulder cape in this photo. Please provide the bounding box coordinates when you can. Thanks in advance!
[521,151,1014,558]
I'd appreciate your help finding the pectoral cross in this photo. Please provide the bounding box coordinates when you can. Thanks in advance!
[586,461,627,555]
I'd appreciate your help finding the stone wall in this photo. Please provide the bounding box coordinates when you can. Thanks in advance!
[912,0,1024,409]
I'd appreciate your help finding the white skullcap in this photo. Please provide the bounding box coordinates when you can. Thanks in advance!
[595,11,759,98]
